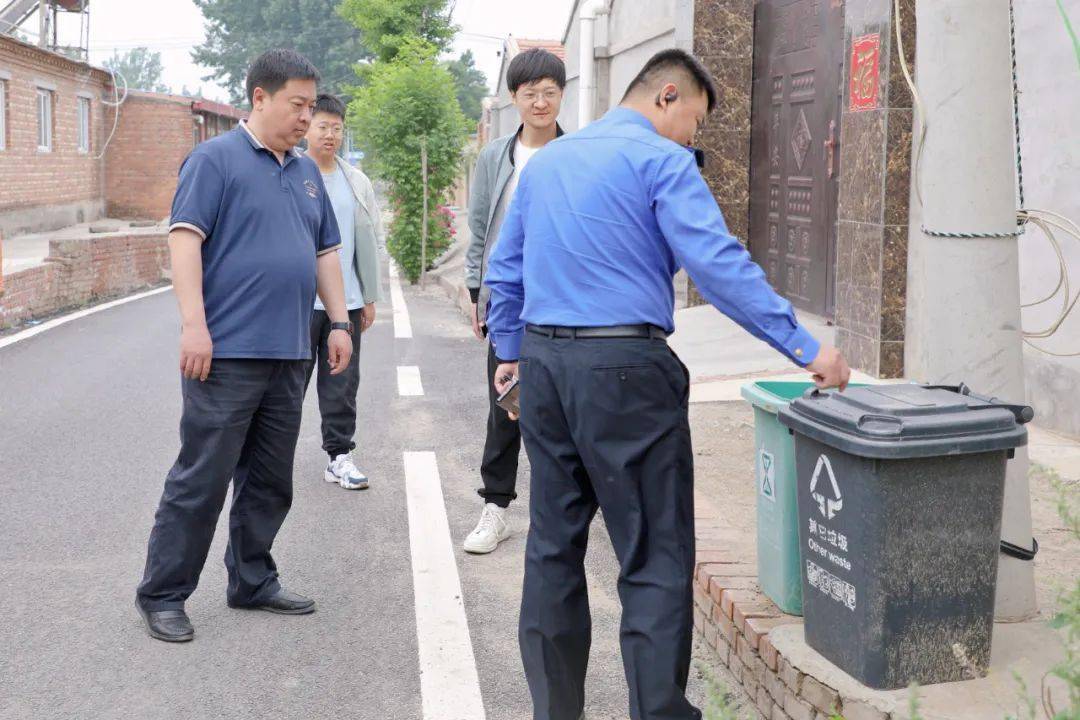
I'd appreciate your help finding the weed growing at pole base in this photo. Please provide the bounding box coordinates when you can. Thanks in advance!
[1005,470,1079,720]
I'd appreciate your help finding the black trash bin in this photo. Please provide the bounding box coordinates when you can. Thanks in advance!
[777,383,1033,690]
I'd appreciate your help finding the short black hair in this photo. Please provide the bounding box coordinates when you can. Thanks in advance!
[313,93,346,121]
[506,48,566,94]
[622,49,717,113]
[245,48,321,105]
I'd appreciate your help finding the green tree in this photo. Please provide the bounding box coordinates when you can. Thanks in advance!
[192,0,368,105]
[338,0,456,63]
[445,50,488,123]
[103,48,170,93]
[349,38,468,282]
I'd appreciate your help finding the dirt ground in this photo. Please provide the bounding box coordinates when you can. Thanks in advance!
[1028,463,1079,619]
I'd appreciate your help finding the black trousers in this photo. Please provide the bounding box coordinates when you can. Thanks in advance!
[137,359,307,612]
[478,342,522,508]
[304,308,364,459]
[517,331,699,720]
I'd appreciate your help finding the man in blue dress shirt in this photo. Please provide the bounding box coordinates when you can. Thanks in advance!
[485,49,850,719]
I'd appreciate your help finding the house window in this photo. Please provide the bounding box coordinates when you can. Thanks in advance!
[77,97,91,153]
[0,80,7,151]
[37,89,53,152]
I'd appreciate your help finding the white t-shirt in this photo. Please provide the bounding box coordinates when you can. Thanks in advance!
[491,139,542,239]
[508,139,541,197]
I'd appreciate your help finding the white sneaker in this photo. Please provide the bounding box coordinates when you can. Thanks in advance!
[463,503,511,554]
[325,453,369,490]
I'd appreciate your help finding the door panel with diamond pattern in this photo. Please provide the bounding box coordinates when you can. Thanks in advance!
[749,0,844,318]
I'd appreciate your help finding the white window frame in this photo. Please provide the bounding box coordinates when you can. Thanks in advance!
[37,89,53,153]
[77,96,91,153]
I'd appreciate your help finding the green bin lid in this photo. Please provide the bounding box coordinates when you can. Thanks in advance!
[741,381,819,413]
[776,383,1033,459]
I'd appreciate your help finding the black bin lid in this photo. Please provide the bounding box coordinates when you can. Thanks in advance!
[777,383,1033,459]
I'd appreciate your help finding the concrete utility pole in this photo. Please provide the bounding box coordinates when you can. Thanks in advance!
[905,1,1037,620]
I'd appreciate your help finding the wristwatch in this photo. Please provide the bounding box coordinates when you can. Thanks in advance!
[330,321,354,336]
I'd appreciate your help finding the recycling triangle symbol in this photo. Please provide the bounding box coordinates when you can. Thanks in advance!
[810,454,843,519]
[761,454,774,497]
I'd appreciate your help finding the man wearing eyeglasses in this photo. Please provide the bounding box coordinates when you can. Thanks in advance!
[302,93,384,491]
[462,48,567,555]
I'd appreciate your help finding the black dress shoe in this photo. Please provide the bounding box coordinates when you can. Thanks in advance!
[231,589,316,615]
[136,601,194,642]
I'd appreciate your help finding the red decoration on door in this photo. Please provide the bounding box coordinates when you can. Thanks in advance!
[849,34,881,112]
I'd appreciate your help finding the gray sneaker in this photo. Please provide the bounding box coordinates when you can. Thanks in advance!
[325,453,369,490]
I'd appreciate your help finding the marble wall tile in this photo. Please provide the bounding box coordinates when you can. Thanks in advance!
[834,280,881,342]
[719,200,750,244]
[699,130,751,204]
[884,108,913,226]
[845,0,892,32]
[879,340,905,378]
[691,0,754,310]
[699,55,753,131]
[837,109,886,224]
[837,327,880,376]
[850,221,883,289]
[836,220,856,284]
[694,0,754,58]
[881,224,908,342]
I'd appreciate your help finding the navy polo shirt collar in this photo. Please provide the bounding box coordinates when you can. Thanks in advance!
[238,119,304,161]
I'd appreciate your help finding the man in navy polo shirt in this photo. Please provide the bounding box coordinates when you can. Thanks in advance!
[136,49,353,643]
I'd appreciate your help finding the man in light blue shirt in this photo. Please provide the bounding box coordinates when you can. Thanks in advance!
[485,49,850,720]
[303,94,385,491]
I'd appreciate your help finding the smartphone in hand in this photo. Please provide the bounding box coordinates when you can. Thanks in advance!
[496,376,521,416]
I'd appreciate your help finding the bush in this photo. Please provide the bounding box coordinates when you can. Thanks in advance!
[348,37,468,283]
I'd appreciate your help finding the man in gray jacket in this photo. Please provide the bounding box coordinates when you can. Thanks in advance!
[303,94,385,490]
[463,48,566,554]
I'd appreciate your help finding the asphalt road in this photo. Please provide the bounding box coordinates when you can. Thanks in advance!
[0,273,713,720]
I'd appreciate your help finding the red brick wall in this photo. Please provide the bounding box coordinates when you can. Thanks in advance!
[0,36,108,213]
[105,94,195,220]
[0,230,169,328]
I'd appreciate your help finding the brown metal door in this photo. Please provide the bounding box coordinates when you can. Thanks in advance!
[749,0,844,318]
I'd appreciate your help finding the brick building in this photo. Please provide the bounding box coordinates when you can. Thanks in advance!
[0,35,245,236]
[0,35,243,314]
[105,91,244,220]
[0,34,109,238]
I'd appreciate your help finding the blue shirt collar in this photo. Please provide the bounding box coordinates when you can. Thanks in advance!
[605,106,658,133]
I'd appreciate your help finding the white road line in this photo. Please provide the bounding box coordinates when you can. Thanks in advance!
[388,262,413,339]
[0,285,173,351]
[397,366,425,396]
[403,452,486,720]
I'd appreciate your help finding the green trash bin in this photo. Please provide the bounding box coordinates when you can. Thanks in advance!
[741,381,866,614]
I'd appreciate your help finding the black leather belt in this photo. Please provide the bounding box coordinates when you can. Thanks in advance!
[526,324,668,340]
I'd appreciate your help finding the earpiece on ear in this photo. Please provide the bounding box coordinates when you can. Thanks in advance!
[654,90,680,107]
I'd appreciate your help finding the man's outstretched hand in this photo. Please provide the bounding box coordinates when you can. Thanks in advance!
[494,361,520,420]
[807,344,851,391]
